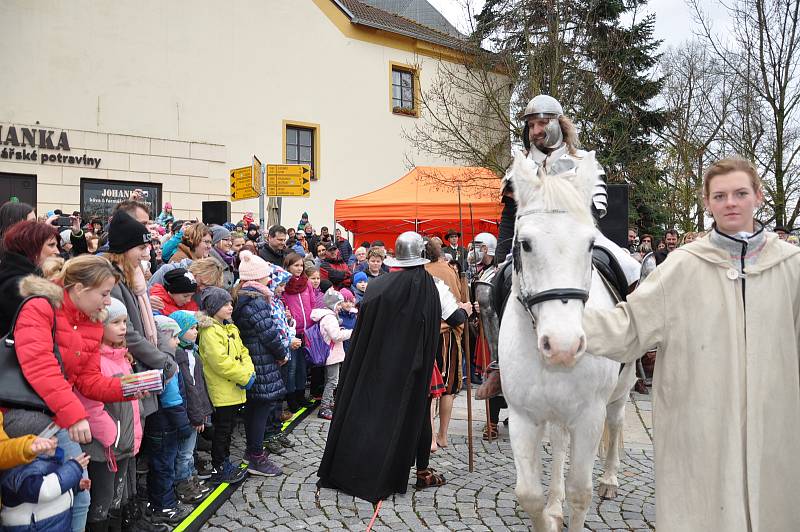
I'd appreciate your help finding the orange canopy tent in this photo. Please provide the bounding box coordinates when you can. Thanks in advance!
[334,166,502,249]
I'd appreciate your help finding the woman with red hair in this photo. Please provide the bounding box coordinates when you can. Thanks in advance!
[0,220,60,336]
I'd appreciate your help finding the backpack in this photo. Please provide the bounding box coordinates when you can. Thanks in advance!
[304,322,332,367]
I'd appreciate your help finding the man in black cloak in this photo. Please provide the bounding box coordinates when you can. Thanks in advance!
[317,231,442,503]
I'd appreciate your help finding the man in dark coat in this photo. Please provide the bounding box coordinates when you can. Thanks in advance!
[258,224,288,266]
[441,229,467,272]
[317,232,441,503]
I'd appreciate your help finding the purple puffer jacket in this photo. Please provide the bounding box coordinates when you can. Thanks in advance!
[282,280,322,337]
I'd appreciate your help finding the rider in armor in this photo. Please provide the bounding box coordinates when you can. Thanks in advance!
[475,94,641,400]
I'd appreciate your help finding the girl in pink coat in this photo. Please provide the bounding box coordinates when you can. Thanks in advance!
[76,297,142,530]
[310,288,353,420]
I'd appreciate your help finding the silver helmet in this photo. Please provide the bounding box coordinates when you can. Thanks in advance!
[522,94,564,150]
[384,231,430,267]
[474,232,497,256]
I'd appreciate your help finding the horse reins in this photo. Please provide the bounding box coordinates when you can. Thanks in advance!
[513,208,591,327]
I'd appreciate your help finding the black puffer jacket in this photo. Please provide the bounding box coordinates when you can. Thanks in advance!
[0,252,37,337]
[232,287,287,401]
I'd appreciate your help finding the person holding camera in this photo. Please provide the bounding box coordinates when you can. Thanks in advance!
[51,210,88,259]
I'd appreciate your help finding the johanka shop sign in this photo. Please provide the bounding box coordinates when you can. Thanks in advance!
[0,125,101,168]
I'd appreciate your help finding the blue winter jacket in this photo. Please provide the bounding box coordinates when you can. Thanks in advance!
[233,287,288,401]
[0,449,83,532]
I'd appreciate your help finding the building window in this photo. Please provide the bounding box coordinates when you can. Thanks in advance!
[391,63,418,117]
[283,121,320,180]
[286,126,314,178]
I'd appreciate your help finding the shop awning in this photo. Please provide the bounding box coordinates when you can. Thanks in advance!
[335,166,502,249]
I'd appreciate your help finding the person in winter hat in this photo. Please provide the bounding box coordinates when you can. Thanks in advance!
[232,251,287,475]
[338,288,358,354]
[107,210,152,254]
[169,310,213,504]
[60,229,74,254]
[76,297,144,530]
[297,212,309,232]
[352,271,368,304]
[141,315,195,524]
[246,223,260,243]
[198,287,253,485]
[208,225,235,290]
[156,202,174,228]
[150,268,199,316]
[311,288,354,420]
[282,254,322,412]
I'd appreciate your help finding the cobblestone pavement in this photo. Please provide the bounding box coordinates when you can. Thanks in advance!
[203,392,655,531]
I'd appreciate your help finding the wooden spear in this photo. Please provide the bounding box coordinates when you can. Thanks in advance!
[457,186,475,472]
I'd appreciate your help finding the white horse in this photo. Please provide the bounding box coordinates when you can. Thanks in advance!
[500,150,638,531]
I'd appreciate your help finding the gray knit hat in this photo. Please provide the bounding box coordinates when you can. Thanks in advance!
[60,229,72,247]
[105,297,128,324]
[200,286,232,317]
[210,225,231,246]
[323,287,344,311]
[153,315,181,353]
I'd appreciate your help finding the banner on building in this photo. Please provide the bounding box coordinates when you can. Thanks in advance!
[80,178,162,221]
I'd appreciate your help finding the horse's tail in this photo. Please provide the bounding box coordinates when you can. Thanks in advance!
[598,419,624,457]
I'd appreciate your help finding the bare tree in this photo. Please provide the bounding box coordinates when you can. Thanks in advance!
[404,0,667,232]
[404,49,514,180]
[657,42,735,230]
[691,0,800,228]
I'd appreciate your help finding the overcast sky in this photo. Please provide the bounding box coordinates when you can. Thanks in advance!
[428,0,732,52]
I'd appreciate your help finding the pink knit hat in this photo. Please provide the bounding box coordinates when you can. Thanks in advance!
[238,250,273,281]
[340,288,355,302]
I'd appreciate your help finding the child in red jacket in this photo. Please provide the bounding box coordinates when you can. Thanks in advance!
[150,268,199,316]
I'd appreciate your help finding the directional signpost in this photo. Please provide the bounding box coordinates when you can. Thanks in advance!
[266,164,311,197]
[230,164,259,201]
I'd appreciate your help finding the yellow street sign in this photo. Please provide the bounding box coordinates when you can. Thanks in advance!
[266,164,311,197]
[230,165,258,201]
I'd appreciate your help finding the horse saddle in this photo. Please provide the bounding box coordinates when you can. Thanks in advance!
[492,245,629,325]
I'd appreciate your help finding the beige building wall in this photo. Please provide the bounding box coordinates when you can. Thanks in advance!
[0,0,478,229]
[0,126,226,220]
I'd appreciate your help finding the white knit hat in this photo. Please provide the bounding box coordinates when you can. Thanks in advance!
[105,297,128,324]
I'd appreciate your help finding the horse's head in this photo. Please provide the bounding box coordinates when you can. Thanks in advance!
[508,149,597,367]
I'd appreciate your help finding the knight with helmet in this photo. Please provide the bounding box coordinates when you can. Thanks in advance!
[474,94,641,399]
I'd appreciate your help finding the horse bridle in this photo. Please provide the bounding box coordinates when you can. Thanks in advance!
[513,208,591,327]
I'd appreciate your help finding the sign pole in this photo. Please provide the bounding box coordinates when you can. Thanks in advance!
[258,163,266,228]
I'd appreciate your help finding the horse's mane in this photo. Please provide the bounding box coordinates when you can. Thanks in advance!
[536,171,595,227]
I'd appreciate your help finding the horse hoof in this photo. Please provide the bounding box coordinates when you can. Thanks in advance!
[598,482,618,499]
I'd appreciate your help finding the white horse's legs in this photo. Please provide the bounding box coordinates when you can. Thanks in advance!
[565,415,604,532]
[508,410,555,532]
[598,394,627,499]
[544,423,569,527]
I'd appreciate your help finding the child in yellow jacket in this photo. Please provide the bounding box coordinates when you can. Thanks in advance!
[0,412,57,470]
[197,287,254,485]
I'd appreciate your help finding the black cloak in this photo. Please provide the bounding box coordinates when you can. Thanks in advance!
[317,266,441,503]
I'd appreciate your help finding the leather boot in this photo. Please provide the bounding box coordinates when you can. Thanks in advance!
[475,362,502,400]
